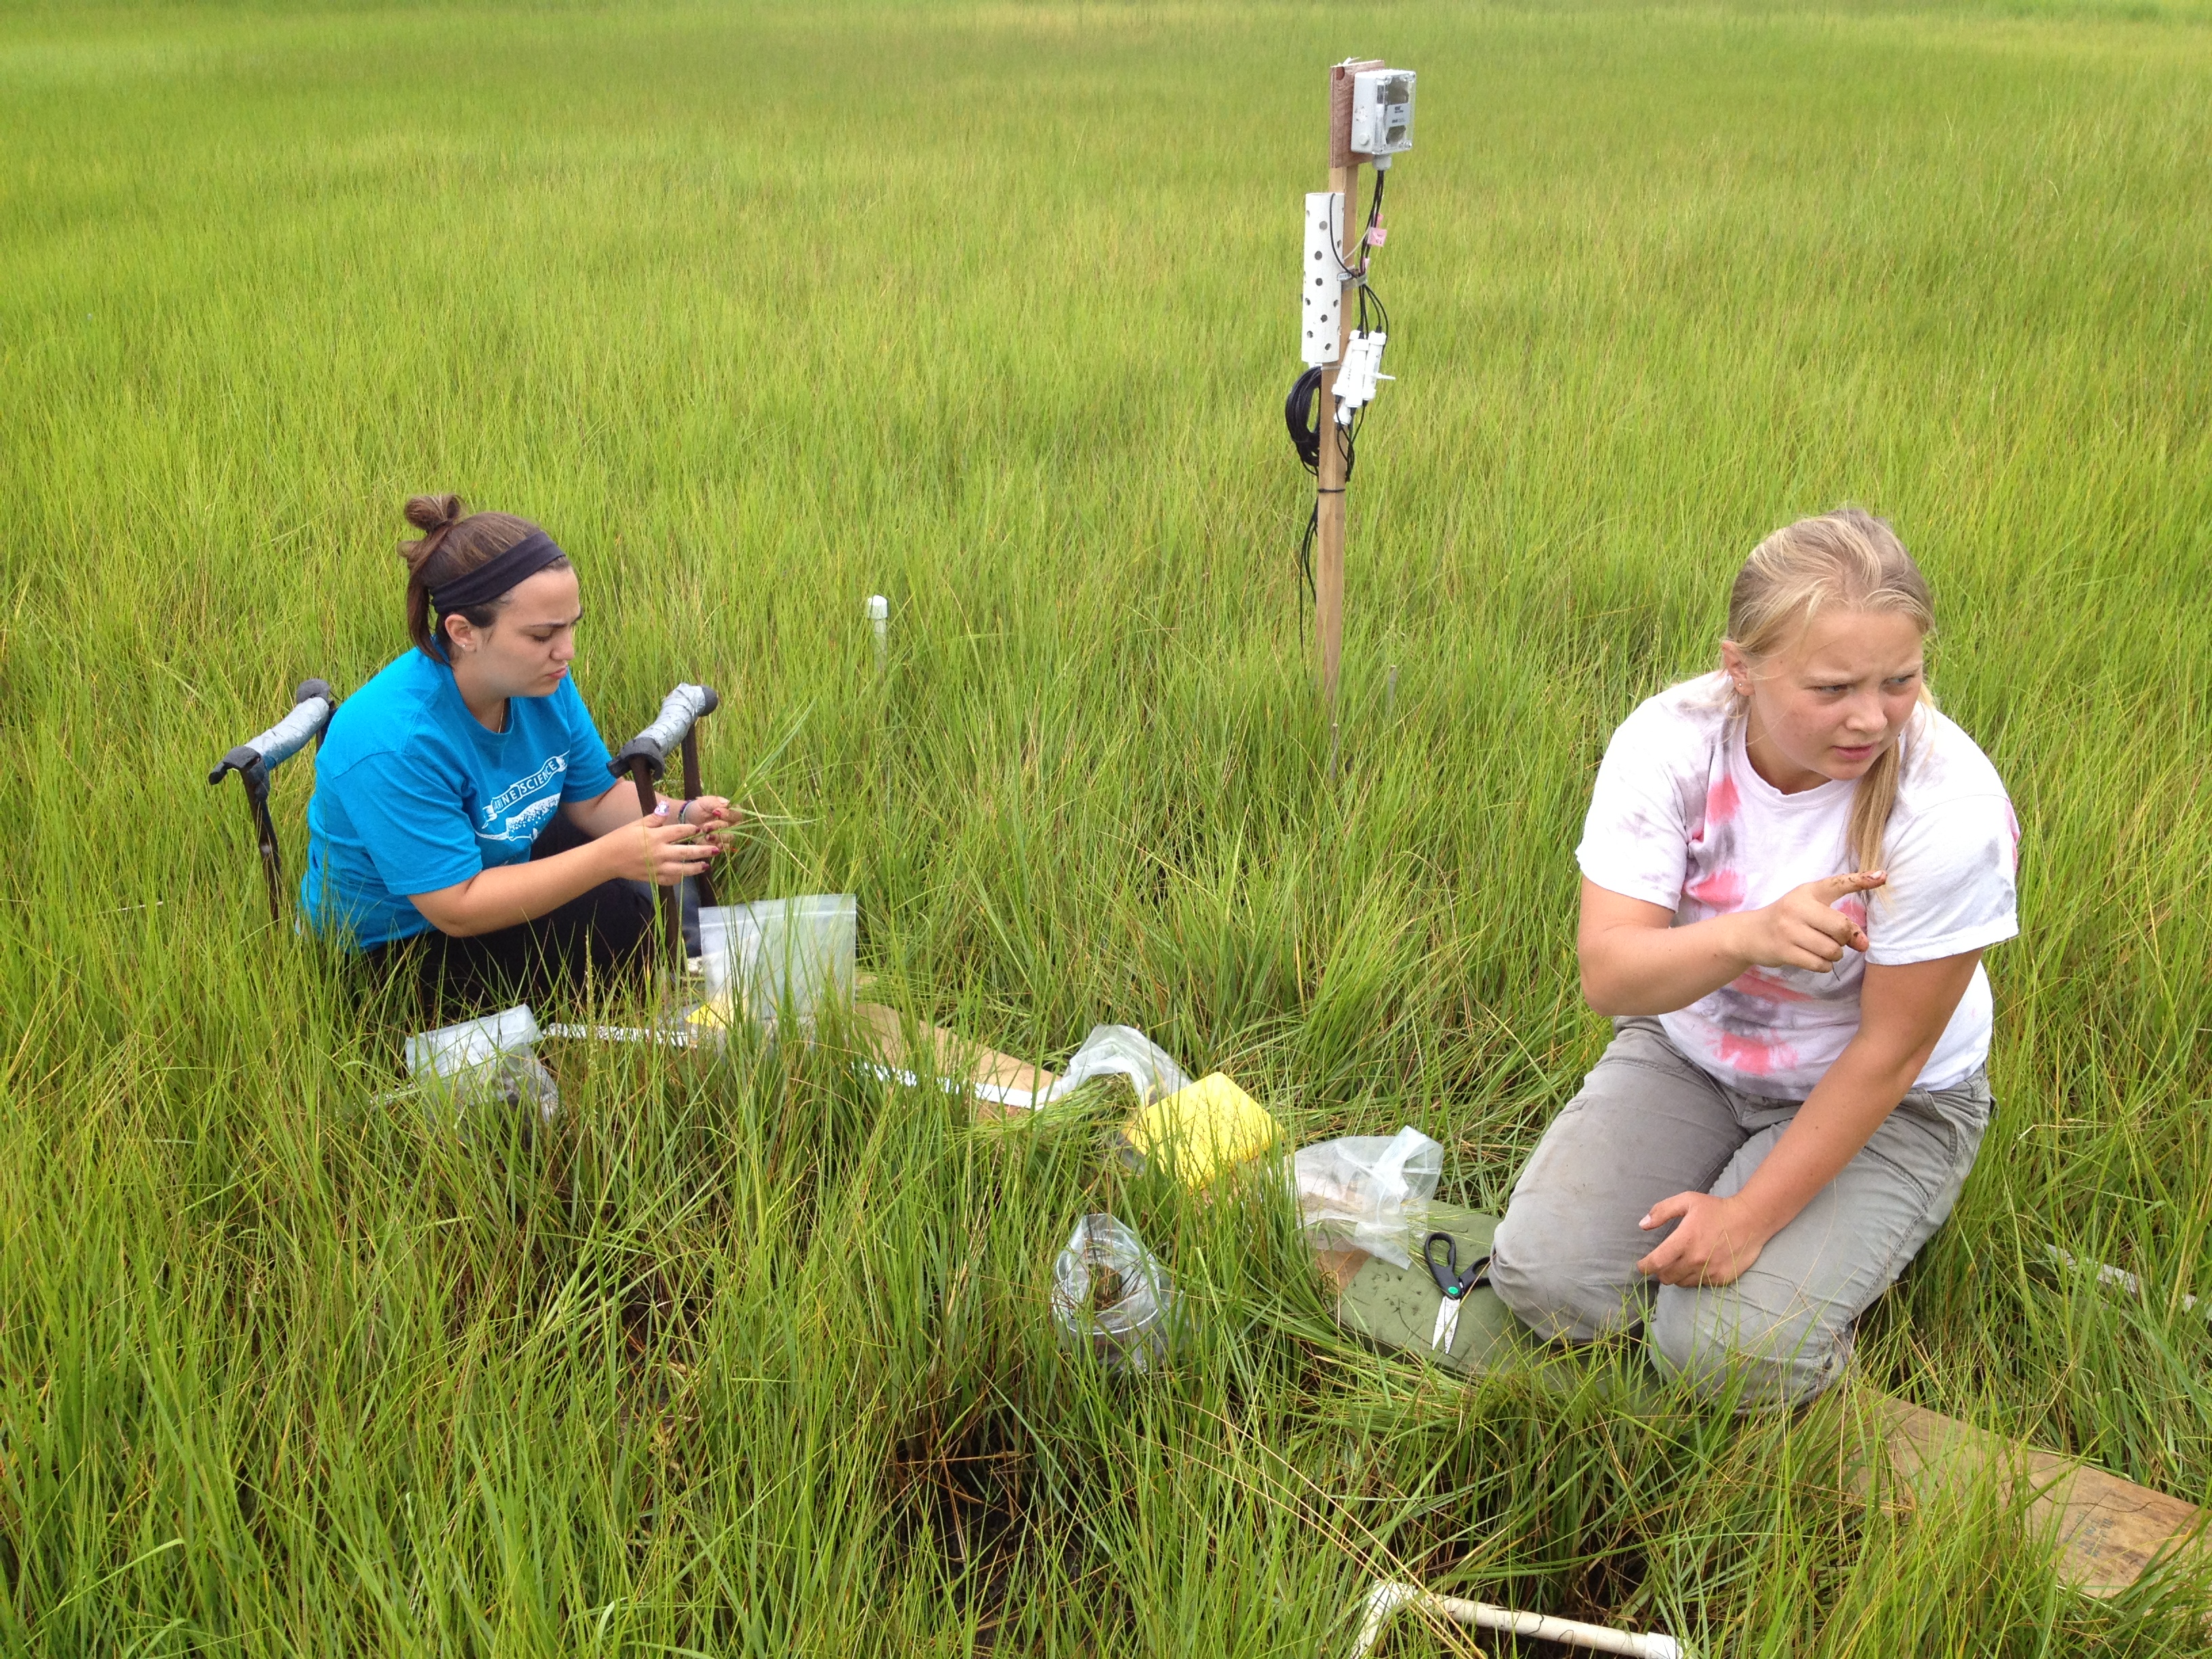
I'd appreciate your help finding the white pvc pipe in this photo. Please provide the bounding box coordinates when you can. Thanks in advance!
[867,594,888,672]
[1351,1580,1685,1659]
[2044,1244,2205,1318]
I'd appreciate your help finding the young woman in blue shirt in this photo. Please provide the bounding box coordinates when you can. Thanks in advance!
[304,494,731,1007]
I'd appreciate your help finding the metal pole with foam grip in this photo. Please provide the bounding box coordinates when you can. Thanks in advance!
[613,682,720,972]
[208,678,340,922]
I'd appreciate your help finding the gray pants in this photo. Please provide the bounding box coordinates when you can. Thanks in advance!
[1489,1017,1990,1406]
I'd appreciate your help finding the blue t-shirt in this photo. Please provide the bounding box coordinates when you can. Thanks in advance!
[302,650,617,949]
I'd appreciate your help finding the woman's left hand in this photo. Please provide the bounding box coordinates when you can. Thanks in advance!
[678,795,742,832]
[1636,1192,1772,1287]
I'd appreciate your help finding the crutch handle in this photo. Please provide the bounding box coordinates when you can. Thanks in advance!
[209,680,340,788]
[611,682,718,782]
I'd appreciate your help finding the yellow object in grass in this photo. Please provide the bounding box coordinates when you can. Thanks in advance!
[685,992,739,1030]
[1125,1073,1282,1189]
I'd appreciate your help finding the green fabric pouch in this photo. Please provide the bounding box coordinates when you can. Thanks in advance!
[1333,1203,1530,1376]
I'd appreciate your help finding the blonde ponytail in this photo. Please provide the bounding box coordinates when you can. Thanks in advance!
[1722,508,1936,873]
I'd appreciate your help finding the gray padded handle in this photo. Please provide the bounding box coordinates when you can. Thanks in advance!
[612,682,718,779]
[247,689,337,772]
[210,679,337,787]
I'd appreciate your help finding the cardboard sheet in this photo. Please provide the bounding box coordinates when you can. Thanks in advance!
[1864,1397,2206,1596]
[852,1001,1059,1118]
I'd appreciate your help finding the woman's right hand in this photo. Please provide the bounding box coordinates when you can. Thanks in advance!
[1734,871,1885,971]
[607,817,723,887]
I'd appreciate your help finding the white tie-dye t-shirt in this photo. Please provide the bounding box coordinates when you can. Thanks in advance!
[1576,674,2020,1098]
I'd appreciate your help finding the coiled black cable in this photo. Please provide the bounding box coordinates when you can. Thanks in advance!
[1285,366,1324,473]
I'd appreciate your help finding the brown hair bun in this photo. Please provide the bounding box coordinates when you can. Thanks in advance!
[394,493,562,659]
[402,492,465,547]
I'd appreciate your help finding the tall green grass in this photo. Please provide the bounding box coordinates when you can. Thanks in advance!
[2,1,2209,1651]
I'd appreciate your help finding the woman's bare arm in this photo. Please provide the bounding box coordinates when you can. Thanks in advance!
[1577,873,1885,1016]
[406,808,717,939]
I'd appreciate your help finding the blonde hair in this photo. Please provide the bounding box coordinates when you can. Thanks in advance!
[1724,508,1936,873]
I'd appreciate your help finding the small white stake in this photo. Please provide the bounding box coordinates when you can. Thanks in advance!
[867,594,888,674]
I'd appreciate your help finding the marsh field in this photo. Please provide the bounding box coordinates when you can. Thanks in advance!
[3,0,2211,1652]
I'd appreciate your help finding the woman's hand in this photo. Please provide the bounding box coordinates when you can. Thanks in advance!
[607,817,722,887]
[1733,870,1885,972]
[1637,1191,1773,1287]
[678,794,743,833]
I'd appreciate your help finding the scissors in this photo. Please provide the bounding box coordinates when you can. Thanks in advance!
[1422,1231,1492,1355]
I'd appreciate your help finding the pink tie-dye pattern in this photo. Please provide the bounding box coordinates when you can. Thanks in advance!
[1706,775,1740,825]
[1727,968,1816,1003]
[1687,867,1745,908]
[1715,1029,1793,1076]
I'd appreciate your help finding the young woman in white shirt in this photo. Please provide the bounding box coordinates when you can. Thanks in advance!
[1488,508,2020,1406]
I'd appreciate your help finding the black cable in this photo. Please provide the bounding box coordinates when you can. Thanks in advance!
[1296,501,1317,605]
[1285,366,1324,473]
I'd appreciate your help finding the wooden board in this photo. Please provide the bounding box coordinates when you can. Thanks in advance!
[1863,1397,2205,1596]
[851,1002,1059,1119]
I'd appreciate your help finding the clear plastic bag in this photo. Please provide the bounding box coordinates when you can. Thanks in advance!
[403,1004,561,1132]
[1049,1213,1177,1372]
[1290,1126,1444,1269]
[426,1050,562,1131]
[1047,1025,1190,1107]
[405,1004,541,1077]
[697,895,857,1030]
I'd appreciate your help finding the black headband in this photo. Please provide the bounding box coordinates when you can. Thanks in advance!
[429,528,568,613]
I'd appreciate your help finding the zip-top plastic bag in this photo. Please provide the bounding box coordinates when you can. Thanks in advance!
[403,1004,561,1131]
[1049,1213,1179,1372]
[1047,1025,1190,1107]
[1290,1126,1444,1269]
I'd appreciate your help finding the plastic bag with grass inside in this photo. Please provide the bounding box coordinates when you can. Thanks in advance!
[1290,1126,1443,1269]
[1052,1024,1189,1106]
[1050,1213,1178,1372]
[419,1050,562,1133]
[403,1004,562,1132]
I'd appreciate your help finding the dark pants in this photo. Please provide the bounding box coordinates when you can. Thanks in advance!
[368,814,657,1019]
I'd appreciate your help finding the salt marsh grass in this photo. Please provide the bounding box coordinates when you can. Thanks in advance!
[1,0,2209,1652]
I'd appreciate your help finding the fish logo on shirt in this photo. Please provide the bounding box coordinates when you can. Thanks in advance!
[483,756,566,821]
[477,795,559,846]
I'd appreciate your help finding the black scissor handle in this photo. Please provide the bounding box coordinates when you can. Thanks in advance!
[1423,1231,1492,1301]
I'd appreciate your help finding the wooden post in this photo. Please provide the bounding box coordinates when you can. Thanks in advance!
[629,756,686,974]
[680,725,717,907]
[1318,60,1384,775]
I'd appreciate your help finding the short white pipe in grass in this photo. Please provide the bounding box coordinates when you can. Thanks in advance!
[867,594,888,673]
[2044,1244,2206,1319]
[1350,1580,1686,1659]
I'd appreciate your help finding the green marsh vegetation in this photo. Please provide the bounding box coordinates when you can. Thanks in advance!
[3,0,2209,1650]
